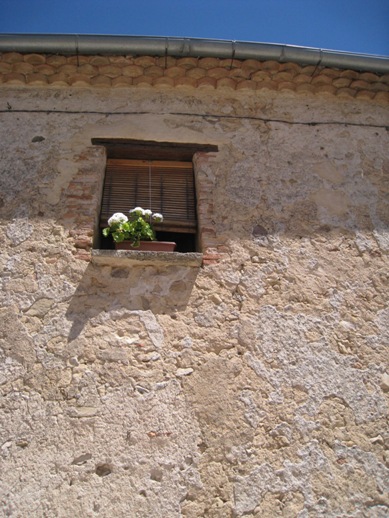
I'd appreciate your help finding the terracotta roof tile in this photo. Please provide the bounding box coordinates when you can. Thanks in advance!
[68,74,91,86]
[46,55,67,66]
[90,75,111,87]
[164,66,186,78]
[336,87,357,98]
[89,56,110,66]
[24,54,46,65]
[236,79,257,90]
[176,57,198,69]
[332,77,352,88]
[112,76,133,87]
[143,65,164,77]
[122,65,143,77]
[197,76,217,88]
[174,76,198,88]
[12,61,34,74]
[26,73,48,85]
[198,57,220,69]
[153,76,175,87]
[186,68,206,79]
[216,77,236,89]
[3,72,25,84]
[1,52,23,63]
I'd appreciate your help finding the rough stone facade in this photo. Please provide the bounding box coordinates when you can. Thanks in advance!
[0,50,388,517]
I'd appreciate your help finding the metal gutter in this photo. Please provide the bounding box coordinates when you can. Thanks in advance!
[0,33,388,74]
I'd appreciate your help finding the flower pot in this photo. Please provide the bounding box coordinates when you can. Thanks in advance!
[115,240,176,252]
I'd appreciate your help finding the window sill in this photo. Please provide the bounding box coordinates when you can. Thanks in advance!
[91,249,203,267]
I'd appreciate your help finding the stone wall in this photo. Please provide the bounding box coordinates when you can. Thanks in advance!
[0,54,388,517]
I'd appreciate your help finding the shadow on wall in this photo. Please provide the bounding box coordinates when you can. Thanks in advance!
[65,262,200,341]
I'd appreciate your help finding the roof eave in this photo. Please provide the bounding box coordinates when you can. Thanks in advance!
[0,34,388,74]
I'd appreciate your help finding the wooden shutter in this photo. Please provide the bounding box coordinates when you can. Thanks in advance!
[100,159,196,233]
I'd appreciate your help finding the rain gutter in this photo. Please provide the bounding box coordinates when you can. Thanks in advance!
[0,34,388,74]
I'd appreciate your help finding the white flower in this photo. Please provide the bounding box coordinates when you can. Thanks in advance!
[152,212,163,223]
[143,209,152,219]
[129,207,145,216]
[108,212,128,225]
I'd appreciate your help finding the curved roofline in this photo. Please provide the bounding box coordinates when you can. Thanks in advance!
[0,33,388,74]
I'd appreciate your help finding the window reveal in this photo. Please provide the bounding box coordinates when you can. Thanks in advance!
[100,159,196,235]
[92,139,218,253]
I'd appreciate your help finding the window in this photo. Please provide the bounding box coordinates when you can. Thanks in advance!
[92,139,218,253]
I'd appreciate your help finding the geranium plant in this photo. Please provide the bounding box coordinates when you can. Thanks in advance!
[102,207,163,247]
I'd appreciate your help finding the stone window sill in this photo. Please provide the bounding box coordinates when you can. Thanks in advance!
[91,249,203,267]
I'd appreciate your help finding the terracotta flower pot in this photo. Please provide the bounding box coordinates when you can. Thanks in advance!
[115,241,176,252]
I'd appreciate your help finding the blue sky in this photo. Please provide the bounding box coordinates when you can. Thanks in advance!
[1,0,388,56]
